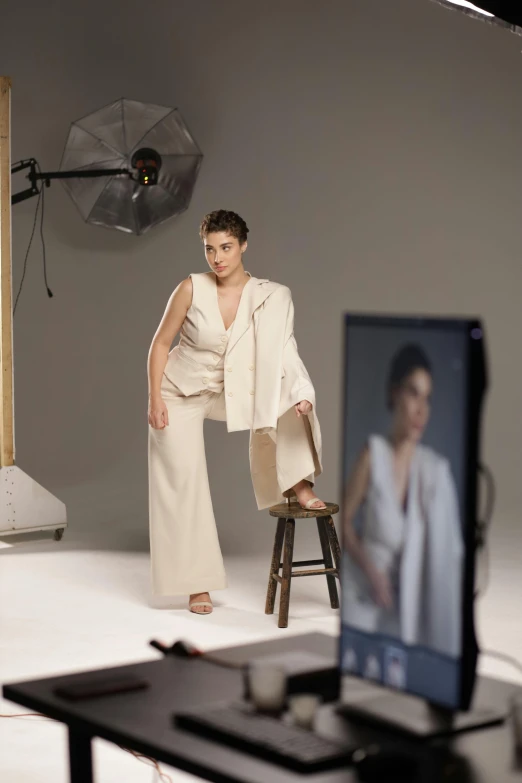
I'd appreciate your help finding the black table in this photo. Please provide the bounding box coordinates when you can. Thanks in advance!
[3,632,522,783]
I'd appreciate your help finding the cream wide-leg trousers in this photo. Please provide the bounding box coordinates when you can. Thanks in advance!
[148,377,316,596]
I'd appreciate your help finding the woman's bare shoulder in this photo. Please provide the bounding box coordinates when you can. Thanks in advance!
[177,271,211,287]
[171,276,193,307]
[174,276,191,292]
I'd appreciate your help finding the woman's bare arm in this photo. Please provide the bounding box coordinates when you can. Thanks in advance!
[147,277,192,400]
[342,446,377,579]
[343,445,393,609]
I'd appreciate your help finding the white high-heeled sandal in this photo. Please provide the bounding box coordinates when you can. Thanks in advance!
[189,600,213,615]
[282,489,327,510]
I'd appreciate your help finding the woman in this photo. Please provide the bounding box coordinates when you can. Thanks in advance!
[341,344,464,658]
[147,210,325,615]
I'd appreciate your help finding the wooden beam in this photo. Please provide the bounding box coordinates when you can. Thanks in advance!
[0,76,14,467]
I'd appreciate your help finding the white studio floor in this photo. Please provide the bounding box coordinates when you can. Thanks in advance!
[1,514,522,783]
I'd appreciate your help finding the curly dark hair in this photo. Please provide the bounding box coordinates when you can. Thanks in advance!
[199,210,249,245]
[386,343,432,411]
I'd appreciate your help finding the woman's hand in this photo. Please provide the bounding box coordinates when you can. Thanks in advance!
[294,399,312,417]
[148,395,169,429]
[369,571,393,610]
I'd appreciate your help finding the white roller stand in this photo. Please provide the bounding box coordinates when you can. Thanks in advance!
[0,76,67,541]
[0,466,66,540]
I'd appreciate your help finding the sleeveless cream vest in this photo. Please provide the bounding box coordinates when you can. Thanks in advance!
[164,271,249,396]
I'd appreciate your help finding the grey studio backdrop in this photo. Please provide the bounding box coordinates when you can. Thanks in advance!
[2,0,522,582]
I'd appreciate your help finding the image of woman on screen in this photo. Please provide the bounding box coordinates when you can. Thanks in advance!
[341,344,464,658]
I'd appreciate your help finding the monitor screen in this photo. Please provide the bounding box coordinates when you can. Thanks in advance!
[339,314,485,711]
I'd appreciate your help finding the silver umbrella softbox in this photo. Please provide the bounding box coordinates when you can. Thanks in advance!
[58,98,203,235]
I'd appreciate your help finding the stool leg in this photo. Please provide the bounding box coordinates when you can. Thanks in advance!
[316,518,339,609]
[265,518,286,614]
[279,518,295,628]
[324,516,342,572]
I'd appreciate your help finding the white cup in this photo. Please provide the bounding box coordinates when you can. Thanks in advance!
[247,661,287,713]
[288,693,322,730]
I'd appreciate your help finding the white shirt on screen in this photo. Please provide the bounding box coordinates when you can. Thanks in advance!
[342,435,464,658]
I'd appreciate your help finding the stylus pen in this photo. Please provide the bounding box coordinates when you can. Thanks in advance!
[149,639,245,670]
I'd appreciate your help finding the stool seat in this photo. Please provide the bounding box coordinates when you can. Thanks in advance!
[265,497,342,629]
[269,501,339,519]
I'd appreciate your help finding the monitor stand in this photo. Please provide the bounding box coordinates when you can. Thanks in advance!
[336,680,505,739]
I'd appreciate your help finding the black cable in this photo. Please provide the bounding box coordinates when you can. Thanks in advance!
[0,712,172,779]
[475,536,490,599]
[474,463,496,598]
[36,161,53,299]
[478,463,496,537]
[13,182,42,316]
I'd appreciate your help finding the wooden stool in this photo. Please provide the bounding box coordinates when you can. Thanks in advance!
[265,491,341,628]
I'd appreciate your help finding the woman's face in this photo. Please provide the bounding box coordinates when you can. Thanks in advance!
[391,368,432,442]
[203,231,247,278]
